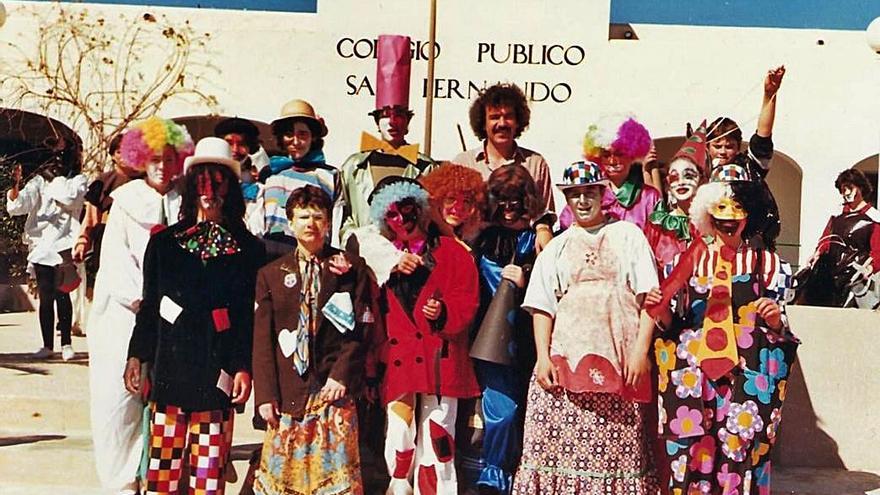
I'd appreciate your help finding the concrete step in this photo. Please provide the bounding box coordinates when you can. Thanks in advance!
[0,430,260,494]
[3,312,880,494]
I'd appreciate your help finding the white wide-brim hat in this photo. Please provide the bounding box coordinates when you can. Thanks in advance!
[184,137,241,176]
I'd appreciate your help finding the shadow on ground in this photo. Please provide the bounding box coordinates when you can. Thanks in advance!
[0,434,65,447]
[774,467,880,495]
[0,352,90,375]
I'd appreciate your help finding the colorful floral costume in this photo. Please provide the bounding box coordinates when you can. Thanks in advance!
[655,242,798,495]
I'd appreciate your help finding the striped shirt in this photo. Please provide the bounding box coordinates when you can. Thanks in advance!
[262,165,339,240]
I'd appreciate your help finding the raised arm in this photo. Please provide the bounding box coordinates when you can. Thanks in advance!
[756,66,785,138]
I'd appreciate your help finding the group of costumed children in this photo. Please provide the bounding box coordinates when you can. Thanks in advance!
[316,104,799,495]
[71,30,800,495]
[242,53,796,494]
[348,112,797,494]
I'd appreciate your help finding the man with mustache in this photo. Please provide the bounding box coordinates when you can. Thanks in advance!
[455,83,555,252]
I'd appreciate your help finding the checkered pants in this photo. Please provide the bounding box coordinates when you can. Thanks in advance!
[145,403,234,495]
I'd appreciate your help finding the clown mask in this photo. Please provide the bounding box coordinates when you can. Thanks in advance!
[709,187,746,238]
[667,158,701,206]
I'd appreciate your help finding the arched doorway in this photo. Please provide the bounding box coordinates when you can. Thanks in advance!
[0,109,83,288]
[853,154,879,206]
[764,151,802,267]
[652,136,803,267]
[0,108,83,177]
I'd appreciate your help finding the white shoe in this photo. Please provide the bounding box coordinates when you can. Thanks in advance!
[118,480,138,495]
[32,347,52,359]
[61,345,74,361]
[386,478,414,495]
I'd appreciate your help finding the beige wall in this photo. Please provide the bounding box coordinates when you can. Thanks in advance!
[776,305,880,471]
[1,1,878,266]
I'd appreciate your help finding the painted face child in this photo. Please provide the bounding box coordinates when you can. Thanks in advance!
[667,158,702,209]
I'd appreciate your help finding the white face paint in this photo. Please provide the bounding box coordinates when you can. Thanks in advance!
[667,159,701,205]
[841,185,861,206]
[564,185,605,228]
[377,117,393,142]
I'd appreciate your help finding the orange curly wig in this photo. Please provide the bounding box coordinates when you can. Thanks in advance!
[420,163,488,219]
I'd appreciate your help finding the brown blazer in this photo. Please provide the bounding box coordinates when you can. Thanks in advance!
[252,246,370,419]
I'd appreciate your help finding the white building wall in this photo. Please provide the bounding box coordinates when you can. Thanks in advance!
[1,0,877,265]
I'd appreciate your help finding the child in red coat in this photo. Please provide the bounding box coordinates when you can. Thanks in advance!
[367,177,480,495]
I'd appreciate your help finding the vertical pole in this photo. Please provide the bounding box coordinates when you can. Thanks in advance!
[423,0,437,156]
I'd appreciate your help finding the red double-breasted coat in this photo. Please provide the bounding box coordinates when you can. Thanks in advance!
[380,236,480,404]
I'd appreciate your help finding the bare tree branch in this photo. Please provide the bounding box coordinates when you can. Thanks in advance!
[1,3,218,175]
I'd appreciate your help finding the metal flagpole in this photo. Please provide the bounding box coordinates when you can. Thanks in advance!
[423,0,437,156]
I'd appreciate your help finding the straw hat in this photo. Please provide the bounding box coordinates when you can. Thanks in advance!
[271,99,328,137]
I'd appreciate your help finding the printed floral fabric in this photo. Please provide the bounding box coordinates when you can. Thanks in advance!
[253,395,363,495]
[655,246,798,493]
[512,374,660,494]
[175,221,241,260]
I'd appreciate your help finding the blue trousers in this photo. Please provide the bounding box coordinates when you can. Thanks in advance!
[474,361,524,494]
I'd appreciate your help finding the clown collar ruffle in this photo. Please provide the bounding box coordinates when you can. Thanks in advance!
[175,221,241,260]
[648,201,692,241]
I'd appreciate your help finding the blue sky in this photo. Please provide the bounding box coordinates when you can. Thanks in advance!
[610,0,878,31]
[39,1,877,31]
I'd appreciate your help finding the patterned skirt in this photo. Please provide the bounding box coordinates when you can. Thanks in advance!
[512,374,660,495]
[253,395,363,495]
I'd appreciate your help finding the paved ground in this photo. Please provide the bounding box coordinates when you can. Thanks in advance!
[1,310,879,494]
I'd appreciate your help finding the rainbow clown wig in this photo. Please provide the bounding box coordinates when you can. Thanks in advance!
[582,115,652,160]
[120,116,194,175]
[369,177,431,238]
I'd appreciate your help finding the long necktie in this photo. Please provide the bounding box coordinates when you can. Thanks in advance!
[696,245,740,380]
[293,255,321,376]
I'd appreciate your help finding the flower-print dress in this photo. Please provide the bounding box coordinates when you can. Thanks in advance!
[655,244,798,495]
[515,221,661,494]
